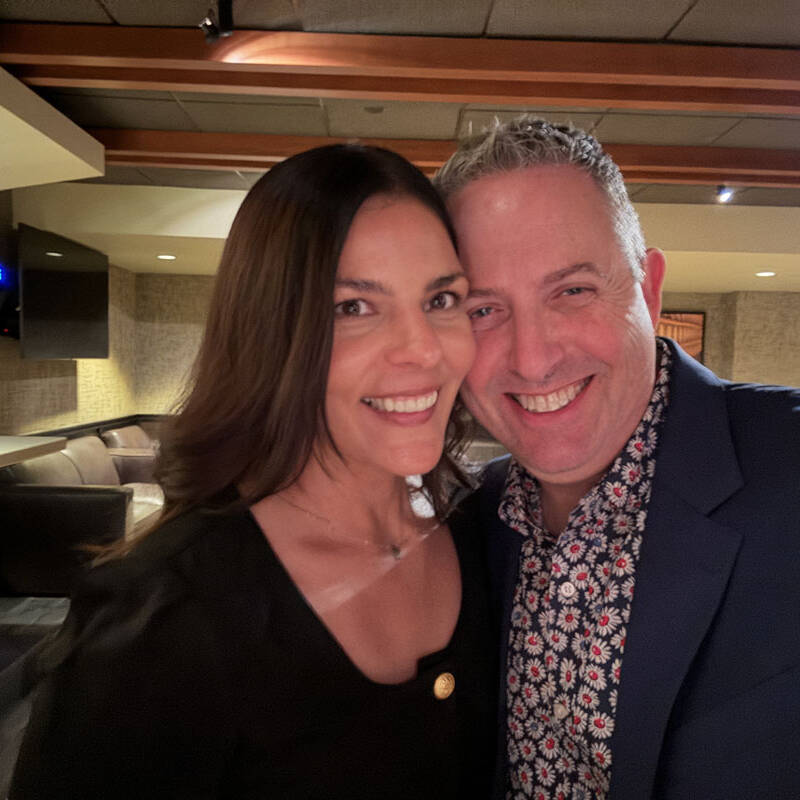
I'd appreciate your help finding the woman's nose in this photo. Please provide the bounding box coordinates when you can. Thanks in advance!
[385,310,443,368]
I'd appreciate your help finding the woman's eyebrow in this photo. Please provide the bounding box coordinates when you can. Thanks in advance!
[334,278,391,295]
[426,272,467,291]
[335,272,467,294]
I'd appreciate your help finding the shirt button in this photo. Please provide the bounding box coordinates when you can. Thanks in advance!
[433,672,455,700]
[559,582,577,599]
[554,702,569,720]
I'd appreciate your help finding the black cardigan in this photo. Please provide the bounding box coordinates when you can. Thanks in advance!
[11,501,496,799]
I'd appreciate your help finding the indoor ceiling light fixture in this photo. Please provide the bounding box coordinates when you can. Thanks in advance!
[45,251,63,257]
[199,0,233,43]
[157,254,177,261]
[755,271,776,277]
[716,185,734,203]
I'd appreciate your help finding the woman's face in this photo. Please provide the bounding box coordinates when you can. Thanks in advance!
[323,194,475,480]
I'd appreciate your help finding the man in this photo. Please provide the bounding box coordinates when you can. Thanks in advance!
[435,117,800,799]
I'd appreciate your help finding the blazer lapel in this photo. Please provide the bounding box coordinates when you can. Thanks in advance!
[608,487,742,798]
[609,341,744,798]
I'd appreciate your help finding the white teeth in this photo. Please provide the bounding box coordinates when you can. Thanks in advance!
[514,379,588,413]
[363,390,438,413]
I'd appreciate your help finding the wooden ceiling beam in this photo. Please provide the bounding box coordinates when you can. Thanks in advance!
[90,129,800,188]
[2,23,799,115]
[10,63,799,115]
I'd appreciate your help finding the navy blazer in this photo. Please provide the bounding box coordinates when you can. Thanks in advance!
[475,339,800,799]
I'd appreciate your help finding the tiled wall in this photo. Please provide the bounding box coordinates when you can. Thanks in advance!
[135,274,214,414]
[662,290,800,386]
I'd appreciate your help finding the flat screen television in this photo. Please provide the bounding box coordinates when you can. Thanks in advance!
[17,223,109,359]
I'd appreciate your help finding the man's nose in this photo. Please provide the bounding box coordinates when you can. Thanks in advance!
[385,310,443,369]
[509,312,565,383]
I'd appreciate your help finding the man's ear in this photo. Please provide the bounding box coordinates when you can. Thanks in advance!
[641,247,666,328]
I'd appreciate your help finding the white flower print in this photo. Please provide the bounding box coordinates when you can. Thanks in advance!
[583,666,608,692]
[499,341,672,799]
[557,606,581,632]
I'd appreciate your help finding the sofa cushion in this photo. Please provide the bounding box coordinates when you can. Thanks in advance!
[101,425,154,450]
[62,436,120,486]
[0,452,82,486]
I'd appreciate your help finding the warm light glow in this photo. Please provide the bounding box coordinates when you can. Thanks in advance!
[755,271,776,277]
[157,254,177,261]
[45,251,63,257]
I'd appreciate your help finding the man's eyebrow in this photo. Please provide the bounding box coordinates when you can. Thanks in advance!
[543,262,604,285]
[466,287,500,299]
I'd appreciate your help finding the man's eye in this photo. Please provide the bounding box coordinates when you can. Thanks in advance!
[427,291,460,311]
[468,306,494,319]
[334,299,370,317]
[563,287,585,296]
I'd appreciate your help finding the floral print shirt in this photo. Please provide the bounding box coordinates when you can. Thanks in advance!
[502,340,672,799]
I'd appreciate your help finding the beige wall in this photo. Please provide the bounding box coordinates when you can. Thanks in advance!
[662,290,800,386]
[135,274,214,414]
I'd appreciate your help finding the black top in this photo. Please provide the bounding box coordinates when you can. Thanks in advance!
[11,501,496,799]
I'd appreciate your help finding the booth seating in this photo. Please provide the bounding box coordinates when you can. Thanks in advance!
[0,430,163,597]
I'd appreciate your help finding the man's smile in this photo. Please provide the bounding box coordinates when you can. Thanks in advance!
[511,377,590,413]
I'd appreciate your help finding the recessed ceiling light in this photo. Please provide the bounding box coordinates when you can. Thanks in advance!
[716,185,734,203]
[755,271,776,277]
[157,254,177,261]
[45,251,63,257]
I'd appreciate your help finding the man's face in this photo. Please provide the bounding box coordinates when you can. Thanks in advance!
[448,166,665,496]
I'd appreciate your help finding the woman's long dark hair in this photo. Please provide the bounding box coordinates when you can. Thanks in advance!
[151,144,472,532]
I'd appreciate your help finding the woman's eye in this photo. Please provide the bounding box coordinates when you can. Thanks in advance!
[334,299,370,317]
[427,291,459,311]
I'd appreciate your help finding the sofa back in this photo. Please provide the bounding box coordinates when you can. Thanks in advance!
[0,452,82,486]
[62,436,121,486]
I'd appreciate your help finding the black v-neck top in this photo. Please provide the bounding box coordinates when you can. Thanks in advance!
[11,501,496,799]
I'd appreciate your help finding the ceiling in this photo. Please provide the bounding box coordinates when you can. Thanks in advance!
[1,0,799,292]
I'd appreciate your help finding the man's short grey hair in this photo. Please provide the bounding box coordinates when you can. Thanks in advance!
[435,115,646,281]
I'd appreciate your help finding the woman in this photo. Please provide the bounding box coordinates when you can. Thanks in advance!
[11,145,496,799]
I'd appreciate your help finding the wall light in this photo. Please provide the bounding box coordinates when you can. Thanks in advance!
[716,186,734,203]
[157,254,177,261]
[755,271,776,277]
[45,251,63,257]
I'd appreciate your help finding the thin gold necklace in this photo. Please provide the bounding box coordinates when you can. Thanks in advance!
[274,493,437,561]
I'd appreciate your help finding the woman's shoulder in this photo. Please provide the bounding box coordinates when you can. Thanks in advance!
[74,503,269,622]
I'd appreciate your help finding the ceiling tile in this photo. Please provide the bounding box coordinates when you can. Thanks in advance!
[487,0,692,39]
[594,112,739,146]
[180,99,327,135]
[101,0,299,27]
[0,0,113,23]
[136,168,249,189]
[43,93,197,130]
[77,166,153,185]
[459,107,603,138]
[711,118,800,150]
[173,92,316,105]
[632,184,721,204]
[667,0,800,46]
[302,0,491,35]
[38,87,175,101]
[325,99,460,139]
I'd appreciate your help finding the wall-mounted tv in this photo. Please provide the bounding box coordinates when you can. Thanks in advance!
[17,224,109,359]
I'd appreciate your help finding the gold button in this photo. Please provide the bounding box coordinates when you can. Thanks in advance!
[433,671,455,700]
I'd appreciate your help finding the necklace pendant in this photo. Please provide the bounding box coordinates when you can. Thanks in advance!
[390,543,403,560]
